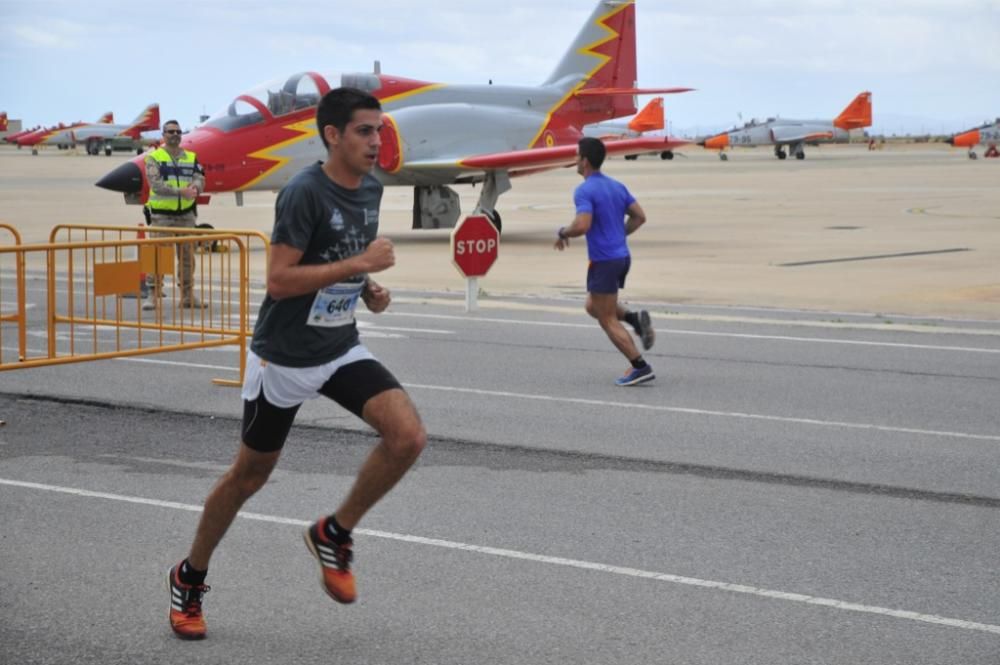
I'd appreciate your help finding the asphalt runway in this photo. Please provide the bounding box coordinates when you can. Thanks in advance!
[1,144,998,663]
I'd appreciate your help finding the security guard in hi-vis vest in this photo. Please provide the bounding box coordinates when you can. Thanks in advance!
[143,119,207,310]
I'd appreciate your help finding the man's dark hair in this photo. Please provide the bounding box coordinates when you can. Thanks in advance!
[578,137,606,169]
[162,119,180,129]
[316,87,381,148]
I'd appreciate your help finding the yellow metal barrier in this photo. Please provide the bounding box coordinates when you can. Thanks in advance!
[0,234,248,386]
[49,223,270,344]
[0,223,27,362]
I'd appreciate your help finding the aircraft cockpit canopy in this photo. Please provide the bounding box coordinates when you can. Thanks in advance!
[202,71,338,132]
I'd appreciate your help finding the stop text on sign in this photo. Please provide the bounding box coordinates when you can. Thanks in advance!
[455,238,497,255]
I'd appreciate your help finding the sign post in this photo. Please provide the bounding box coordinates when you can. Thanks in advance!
[450,215,500,312]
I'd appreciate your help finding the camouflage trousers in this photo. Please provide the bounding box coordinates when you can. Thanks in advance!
[146,211,198,298]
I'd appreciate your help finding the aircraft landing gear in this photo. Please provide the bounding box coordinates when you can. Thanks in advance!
[471,170,511,235]
[485,209,502,234]
[660,150,673,160]
[795,150,805,160]
[775,147,787,160]
[968,150,978,160]
[719,152,728,161]
[624,154,639,161]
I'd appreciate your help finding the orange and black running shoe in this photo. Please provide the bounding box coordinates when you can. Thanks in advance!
[303,520,356,604]
[167,564,210,640]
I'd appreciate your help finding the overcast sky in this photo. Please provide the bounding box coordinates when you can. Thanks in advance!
[2,0,997,136]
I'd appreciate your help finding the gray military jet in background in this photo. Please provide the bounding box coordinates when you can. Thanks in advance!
[699,91,872,160]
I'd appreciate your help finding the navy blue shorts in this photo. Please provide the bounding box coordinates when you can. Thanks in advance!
[587,257,631,294]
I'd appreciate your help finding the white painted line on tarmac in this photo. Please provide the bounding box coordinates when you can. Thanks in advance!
[1,477,997,636]
[404,383,1000,443]
[113,356,235,371]
[3,347,993,442]
[357,321,455,335]
[377,312,1000,352]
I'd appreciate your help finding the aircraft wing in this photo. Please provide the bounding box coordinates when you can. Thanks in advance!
[574,87,694,97]
[770,126,833,144]
[453,137,689,171]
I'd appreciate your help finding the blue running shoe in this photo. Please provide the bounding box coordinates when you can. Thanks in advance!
[615,364,654,386]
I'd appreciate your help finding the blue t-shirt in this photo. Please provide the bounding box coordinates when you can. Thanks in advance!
[573,172,636,261]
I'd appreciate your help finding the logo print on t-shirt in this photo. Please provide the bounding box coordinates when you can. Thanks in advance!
[329,207,345,231]
[363,208,378,226]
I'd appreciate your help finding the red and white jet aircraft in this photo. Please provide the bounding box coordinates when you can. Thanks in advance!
[17,105,159,156]
[13,112,114,152]
[97,0,690,231]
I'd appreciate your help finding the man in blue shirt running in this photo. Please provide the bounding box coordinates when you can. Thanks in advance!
[554,137,655,386]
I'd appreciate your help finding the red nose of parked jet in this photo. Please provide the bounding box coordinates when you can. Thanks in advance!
[95,160,143,194]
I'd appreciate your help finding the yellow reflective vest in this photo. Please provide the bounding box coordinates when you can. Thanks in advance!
[146,147,200,214]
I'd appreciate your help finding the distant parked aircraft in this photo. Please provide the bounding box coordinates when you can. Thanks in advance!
[946,119,999,159]
[584,97,677,160]
[699,92,872,160]
[16,105,159,155]
[13,112,114,151]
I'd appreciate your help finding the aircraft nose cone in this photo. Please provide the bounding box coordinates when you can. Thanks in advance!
[96,161,142,193]
[703,134,729,150]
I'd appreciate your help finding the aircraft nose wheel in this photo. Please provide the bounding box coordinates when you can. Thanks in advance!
[775,149,787,160]
[719,152,728,161]
[795,151,805,160]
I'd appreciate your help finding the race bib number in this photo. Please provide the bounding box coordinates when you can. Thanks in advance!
[307,282,363,328]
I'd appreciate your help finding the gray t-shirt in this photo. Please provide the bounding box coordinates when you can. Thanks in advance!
[250,162,382,367]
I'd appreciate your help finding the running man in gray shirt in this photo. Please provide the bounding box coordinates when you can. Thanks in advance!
[166,88,427,640]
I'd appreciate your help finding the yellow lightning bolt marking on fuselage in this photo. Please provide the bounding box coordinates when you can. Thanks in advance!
[380,83,447,107]
[525,0,630,149]
[238,84,446,189]
[239,117,317,191]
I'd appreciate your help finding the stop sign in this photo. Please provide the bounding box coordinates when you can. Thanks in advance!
[451,215,499,278]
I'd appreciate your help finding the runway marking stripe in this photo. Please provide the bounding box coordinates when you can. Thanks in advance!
[2,347,993,442]
[404,383,1000,442]
[1,477,997,636]
[379,311,1000,349]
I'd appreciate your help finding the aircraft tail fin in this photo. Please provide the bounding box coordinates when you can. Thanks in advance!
[135,104,160,130]
[833,91,872,130]
[543,0,639,121]
[118,104,160,139]
[627,97,663,133]
[97,112,114,124]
